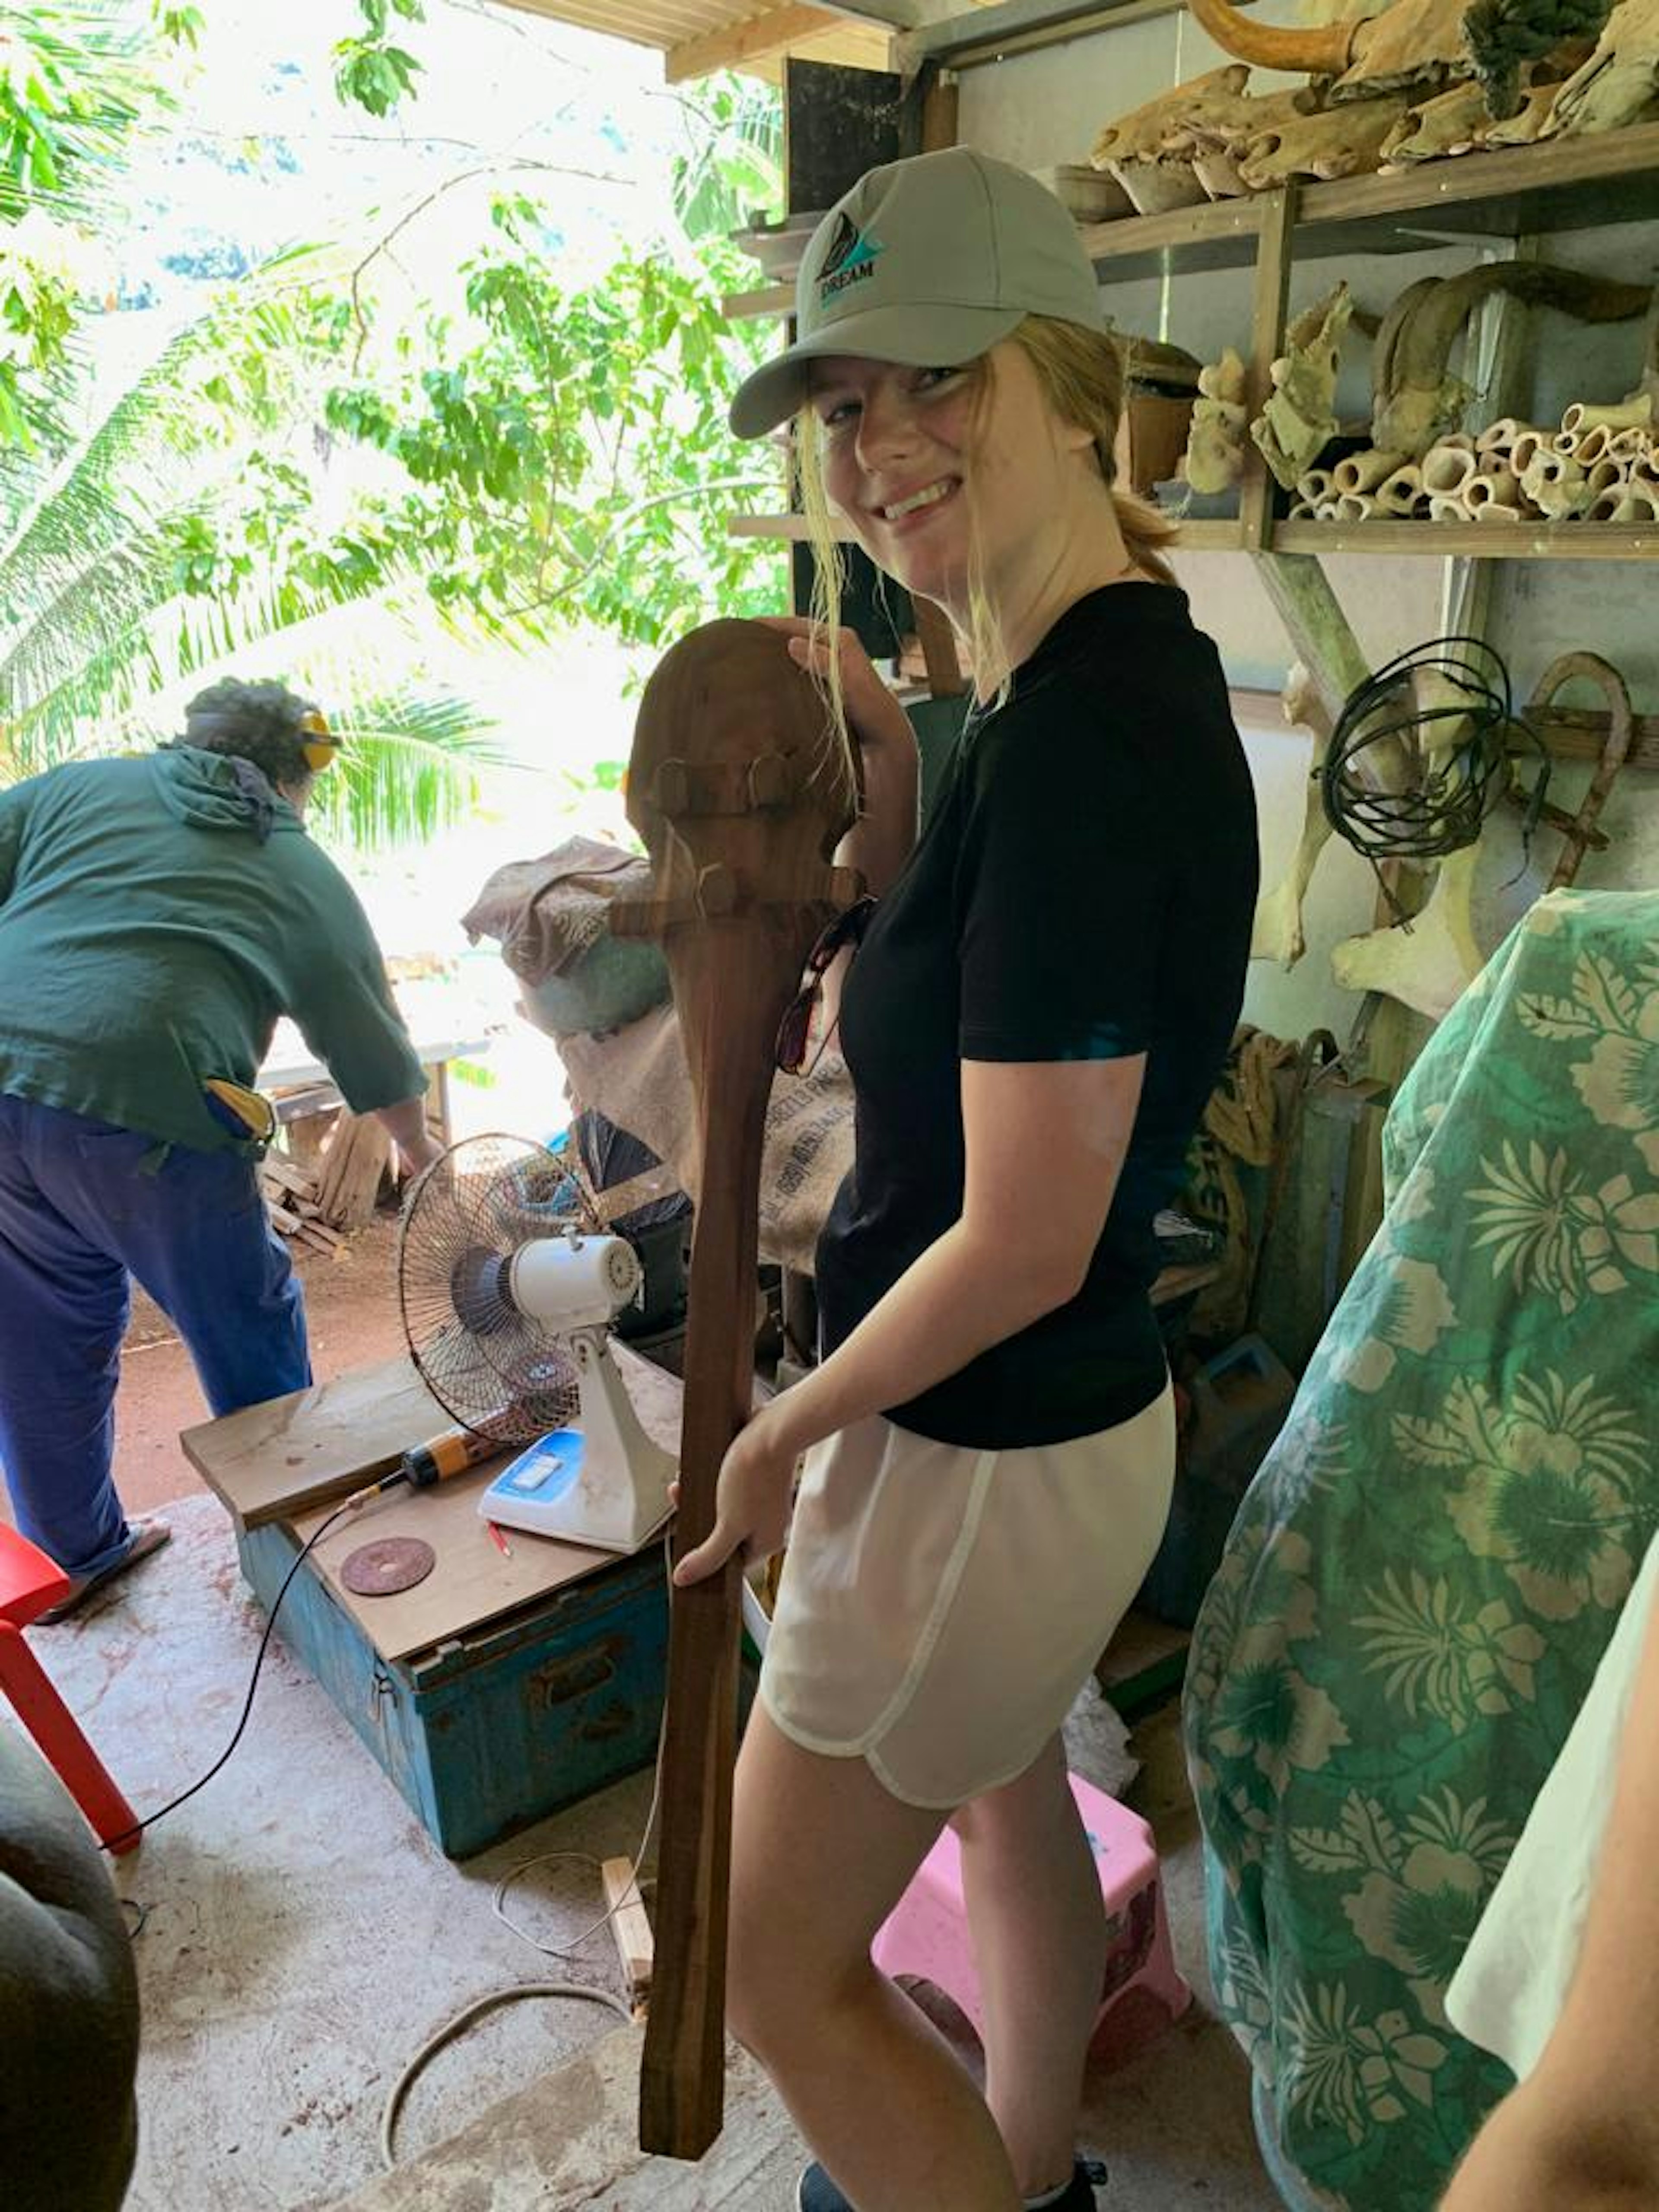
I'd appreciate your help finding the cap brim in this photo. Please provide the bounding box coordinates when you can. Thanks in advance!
[728,302,1027,439]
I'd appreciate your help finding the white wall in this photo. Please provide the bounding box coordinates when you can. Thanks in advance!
[957,12,1658,1045]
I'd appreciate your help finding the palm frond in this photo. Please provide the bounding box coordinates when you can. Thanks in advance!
[310,689,512,853]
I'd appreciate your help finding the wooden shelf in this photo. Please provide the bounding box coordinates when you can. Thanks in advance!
[722,282,793,322]
[736,127,1659,296]
[1087,122,1659,279]
[1168,518,1244,550]
[1272,520,1659,560]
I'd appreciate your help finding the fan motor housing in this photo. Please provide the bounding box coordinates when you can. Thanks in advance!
[510,1234,642,1332]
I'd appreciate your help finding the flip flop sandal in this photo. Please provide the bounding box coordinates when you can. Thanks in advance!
[37,1517,172,1624]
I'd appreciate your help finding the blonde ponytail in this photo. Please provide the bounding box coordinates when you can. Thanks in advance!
[1010,318,1180,588]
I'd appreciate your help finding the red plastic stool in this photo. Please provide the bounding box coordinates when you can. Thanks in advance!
[872,1771,1189,2057]
[0,1525,141,1855]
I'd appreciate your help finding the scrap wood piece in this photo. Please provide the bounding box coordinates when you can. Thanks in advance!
[315,1112,393,1231]
[612,620,859,2160]
[603,1856,655,2017]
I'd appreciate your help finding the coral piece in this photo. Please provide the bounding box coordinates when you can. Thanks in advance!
[1544,0,1659,132]
[1462,0,1610,114]
[1182,347,1249,493]
[1252,283,1355,489]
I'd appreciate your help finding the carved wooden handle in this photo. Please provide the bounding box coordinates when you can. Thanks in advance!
[617,620,859,2159]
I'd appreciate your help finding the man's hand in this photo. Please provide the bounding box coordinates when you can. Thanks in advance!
[396,1129,445,1179]
[671,1400,800,1587]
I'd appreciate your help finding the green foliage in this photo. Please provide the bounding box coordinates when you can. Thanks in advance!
[318,200,779,650]
[0,52,787,849]
[333,0,425,118]
[0,3,162,447]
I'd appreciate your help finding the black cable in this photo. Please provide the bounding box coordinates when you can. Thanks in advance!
[1319,635,1551,917]
[100,1488,389,1853]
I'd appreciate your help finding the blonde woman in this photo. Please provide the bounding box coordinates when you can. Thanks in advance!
[675,149,1258,2212]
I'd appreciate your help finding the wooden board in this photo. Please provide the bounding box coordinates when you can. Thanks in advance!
[181,1356,453,1531]
[182,1343,684,1528]
[289,1458,615,1662]
[188,1344,683,1661]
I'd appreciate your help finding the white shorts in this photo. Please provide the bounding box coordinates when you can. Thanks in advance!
[757,1383,1176,1808]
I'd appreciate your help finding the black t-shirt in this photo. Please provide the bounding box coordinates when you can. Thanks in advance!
[815,582,1259,1449]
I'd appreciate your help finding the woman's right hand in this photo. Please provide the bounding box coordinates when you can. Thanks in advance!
[756,616,920,770]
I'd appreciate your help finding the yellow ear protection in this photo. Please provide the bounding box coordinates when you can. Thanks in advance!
[299,708,342,774]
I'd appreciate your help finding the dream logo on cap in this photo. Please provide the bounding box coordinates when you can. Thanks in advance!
[817,212,884,307]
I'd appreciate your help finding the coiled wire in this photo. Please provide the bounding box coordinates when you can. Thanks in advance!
[1320,636,1551,915]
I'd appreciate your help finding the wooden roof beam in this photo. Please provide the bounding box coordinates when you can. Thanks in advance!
[665,0,886,78]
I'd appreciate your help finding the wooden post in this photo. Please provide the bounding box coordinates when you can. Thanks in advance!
[1240,187,1297,553]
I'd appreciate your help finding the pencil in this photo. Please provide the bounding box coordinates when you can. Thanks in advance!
[487,1521,512,1559]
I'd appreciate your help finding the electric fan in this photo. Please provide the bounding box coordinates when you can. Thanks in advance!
[397,1134,676,1553]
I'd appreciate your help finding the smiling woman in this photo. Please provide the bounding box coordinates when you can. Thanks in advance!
[696,145,1260,2212]
[677,156,1256,2212]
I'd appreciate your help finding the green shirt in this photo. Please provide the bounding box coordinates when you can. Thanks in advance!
[0,747,426,1153]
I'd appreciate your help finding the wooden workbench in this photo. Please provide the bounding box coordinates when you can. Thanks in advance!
[182,1342,683,1664]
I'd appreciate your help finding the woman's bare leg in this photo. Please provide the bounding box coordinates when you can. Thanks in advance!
[728,1703,1022,2212]
[952,1735,1103,2197]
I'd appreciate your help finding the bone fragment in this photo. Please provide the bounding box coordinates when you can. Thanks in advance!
[1509,429,1546,475]
[1588,485,1659,521]
[1544,0,1659,139]
[1429,493,1474,520]
[1466,467,1523,512]
[1523,448,1593,517]
[1335,492,1381,519]
[1422,441,1478,495]
[1564,394,1654,435]
[1376,462,1425,515]
[1333,447,1409,493]
[1249,663,1336,970]
[1331,841,1486,1019]
[1297,466,1336,505]
[1252,282,1356,489]
[1183,346,1251,493]
[1477,416,1532,451]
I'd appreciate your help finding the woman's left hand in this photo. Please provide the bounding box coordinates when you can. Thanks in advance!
[671,1402,800,1587]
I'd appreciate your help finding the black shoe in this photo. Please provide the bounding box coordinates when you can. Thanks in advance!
[795,2156,1107,2210]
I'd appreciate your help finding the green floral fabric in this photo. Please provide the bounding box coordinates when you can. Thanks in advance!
[1185,889,1659,2212]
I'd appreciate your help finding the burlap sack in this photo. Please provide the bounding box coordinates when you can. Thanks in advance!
[559,1004,853,1276]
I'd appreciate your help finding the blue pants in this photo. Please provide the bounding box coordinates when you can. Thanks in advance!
[0,1094,311,1578]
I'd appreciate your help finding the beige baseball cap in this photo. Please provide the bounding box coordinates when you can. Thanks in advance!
[729,147,1106,441]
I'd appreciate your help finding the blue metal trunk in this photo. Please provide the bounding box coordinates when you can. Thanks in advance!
[236,1523,668,1858]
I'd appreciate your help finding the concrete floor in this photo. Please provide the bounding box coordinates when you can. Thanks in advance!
[19,1491,1282,2212]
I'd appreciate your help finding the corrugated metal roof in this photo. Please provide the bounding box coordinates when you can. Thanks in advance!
[495,0,895,81]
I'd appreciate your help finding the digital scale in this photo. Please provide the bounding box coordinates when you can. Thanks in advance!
[480,1425,672,1549]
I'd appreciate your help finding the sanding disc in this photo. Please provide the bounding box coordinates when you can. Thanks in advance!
[340,1536,436,1596]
